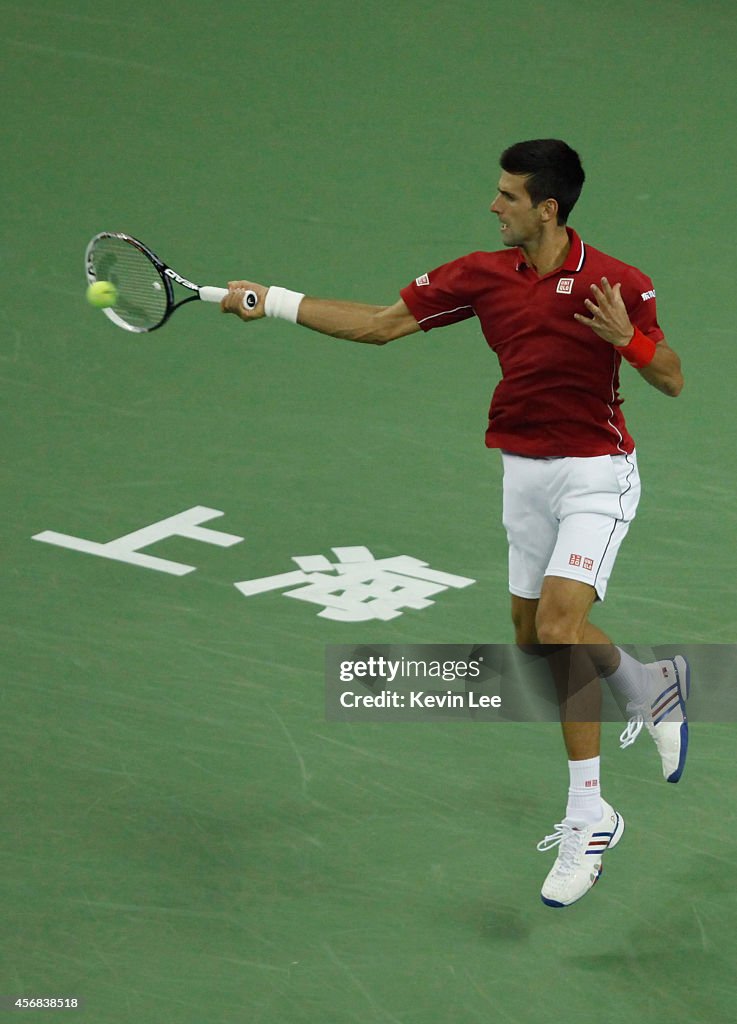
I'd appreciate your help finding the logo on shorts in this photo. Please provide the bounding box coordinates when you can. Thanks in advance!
[569,554,595,571]
[556,277,574,294]
[416,273,430,287]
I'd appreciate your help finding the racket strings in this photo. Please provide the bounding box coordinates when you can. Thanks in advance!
[90,237,168,330]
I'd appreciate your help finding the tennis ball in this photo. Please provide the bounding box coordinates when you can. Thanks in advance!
[86,280,118,308]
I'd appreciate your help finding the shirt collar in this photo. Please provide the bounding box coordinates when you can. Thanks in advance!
[515,227,586,273]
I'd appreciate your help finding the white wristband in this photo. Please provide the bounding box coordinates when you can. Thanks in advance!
[264,286,305,323]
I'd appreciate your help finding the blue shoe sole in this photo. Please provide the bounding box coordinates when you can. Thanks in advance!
[666,656,690,783]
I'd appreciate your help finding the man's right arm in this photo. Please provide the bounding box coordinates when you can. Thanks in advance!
[221,281,421,345]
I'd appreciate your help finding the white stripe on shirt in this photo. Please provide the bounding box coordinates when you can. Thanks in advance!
[418,304,475,325]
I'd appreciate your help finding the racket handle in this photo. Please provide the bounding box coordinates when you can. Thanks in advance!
[199,286,227,302]
[200,286,258,310]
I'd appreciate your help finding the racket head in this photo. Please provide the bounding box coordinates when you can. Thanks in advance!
[85,232,173,333]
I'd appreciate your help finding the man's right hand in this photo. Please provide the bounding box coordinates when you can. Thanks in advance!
[221,281,269,321]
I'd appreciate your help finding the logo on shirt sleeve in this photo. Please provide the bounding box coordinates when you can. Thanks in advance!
[416,274,430,287]
[641,289,656,301]
[556,278,575,294]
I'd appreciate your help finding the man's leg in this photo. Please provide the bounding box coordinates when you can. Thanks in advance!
[521,577,624,907]
[512,589,611,759]
[585,619,691,783]
[535,575,601,762]
[521,596,690,782]
[512,583,604,825]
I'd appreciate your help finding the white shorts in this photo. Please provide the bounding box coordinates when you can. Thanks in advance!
[501,451,641,601]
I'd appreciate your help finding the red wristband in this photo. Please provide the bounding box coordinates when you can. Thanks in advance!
[620,326,657,369]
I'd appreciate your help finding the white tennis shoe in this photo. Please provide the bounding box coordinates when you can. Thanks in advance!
[537,801,625,908]
[619,656,691,782]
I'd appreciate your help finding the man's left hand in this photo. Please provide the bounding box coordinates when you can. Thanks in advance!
[574,277,634,347]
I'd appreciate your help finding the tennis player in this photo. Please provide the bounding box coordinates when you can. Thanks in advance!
[221,139,689,908]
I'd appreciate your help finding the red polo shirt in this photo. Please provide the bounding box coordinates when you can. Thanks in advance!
[399,229,664,457]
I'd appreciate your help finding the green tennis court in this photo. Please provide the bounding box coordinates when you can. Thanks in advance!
[3,1,736,1021]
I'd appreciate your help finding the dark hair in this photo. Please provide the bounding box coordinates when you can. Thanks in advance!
[500,139,585,224]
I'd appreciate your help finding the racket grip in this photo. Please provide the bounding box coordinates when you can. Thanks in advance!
[199,286,227,303]
[200,286,259,310]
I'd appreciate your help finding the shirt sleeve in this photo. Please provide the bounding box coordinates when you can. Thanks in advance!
[623,268,665,344]
[400,255,477,332]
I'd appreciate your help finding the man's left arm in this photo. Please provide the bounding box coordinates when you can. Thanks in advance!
[574,277,683,397]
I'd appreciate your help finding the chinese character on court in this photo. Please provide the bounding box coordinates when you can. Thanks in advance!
[234,546,476,622]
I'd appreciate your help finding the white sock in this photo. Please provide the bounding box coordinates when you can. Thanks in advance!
[604,647,651,707]
[565,756,603,825]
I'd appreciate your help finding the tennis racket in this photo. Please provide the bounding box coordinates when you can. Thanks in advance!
[84,232,257,333]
